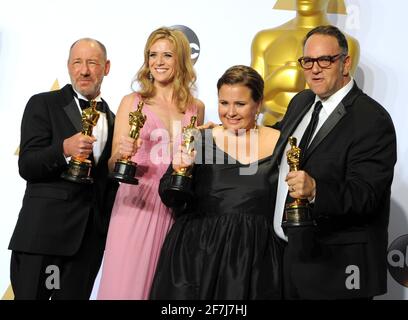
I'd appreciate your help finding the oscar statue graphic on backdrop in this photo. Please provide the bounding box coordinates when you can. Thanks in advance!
[61,100,100,184]
[251,0,360,125]
[282,137,314,228]
[109,101,146,185]
[161,115,198,205]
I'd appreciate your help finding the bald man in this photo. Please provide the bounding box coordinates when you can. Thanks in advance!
[9,38,118,299]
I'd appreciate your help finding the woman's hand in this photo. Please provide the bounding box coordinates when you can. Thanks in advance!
[172,145,197,172]
[197,121,218,130]
[119,136,142,159]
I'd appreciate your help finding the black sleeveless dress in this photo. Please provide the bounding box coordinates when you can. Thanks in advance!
[150,133,283,300]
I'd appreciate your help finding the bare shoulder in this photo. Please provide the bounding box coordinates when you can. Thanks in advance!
[194,98,206,125]
[122,92,139,105]
[260,126,280,140]
[195,98,205,111]
[258,126,280,155]
[212,125,223,135]
[118,92,139,113]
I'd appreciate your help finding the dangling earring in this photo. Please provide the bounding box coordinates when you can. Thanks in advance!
[254,112,260,129]
[148,72,153,82]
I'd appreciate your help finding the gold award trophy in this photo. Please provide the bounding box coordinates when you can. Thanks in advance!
[109,101,146,185]
[250,0,360,126]
[282,137,314,228]
[61,100,100,184]
[161,115,198,205]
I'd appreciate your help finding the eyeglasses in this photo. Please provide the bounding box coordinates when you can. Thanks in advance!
[298,53,345,70]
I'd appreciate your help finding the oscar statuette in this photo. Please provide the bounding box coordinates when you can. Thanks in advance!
[282,136,315,228]
[161,115,198,205]
[109,101,146,184]
[61,100,100,184]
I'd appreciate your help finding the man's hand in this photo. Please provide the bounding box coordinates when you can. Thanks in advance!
[63,133,96,158]
[286,170,316,201]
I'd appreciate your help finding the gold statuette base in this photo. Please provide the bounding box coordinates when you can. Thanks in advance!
[61,157,93,184]
[282,200,315,229]
[109,159,138,185]
[161,173,194,207]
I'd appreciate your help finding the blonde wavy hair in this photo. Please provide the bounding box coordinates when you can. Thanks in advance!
[133,27,197,112]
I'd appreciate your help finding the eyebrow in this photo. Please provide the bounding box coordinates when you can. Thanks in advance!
[70,57,99,61]
[150,50,174,54]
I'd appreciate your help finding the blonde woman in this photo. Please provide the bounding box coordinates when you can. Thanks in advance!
[97,27,204,299]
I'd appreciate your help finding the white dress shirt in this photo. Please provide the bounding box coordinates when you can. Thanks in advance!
[273,78,355,241]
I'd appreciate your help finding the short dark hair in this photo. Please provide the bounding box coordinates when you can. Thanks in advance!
[303,25,348,55]
[217,65,264,103]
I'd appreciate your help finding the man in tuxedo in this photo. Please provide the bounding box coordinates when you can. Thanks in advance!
[273,25,397,299]
[9,38,118,299]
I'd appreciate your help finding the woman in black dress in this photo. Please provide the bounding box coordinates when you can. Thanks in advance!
[150,65,284,299]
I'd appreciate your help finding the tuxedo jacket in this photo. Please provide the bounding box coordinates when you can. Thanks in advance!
[275,82,397,299]
[9,84,118,256]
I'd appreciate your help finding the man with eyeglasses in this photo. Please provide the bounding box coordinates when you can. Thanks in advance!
[273,25,397,299]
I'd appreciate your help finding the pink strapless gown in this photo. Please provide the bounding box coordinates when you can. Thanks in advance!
[97,95,197,299]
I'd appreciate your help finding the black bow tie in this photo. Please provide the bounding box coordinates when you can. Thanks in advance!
[71,89,107,113]
[77,98,106,113]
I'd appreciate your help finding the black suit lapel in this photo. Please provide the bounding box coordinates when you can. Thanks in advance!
[303,102,347,162]
[275,98,315,161]
[61,84,82,132]
[303,81,363,163]
[96,100,114,167]
[103,99,115,131]
[63,102,82,132]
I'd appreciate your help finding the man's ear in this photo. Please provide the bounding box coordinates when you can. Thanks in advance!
[104,60,111,76]
[343,55,351,76]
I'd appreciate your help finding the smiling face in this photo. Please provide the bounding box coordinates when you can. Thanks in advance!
[218,84,260,132]
[148,39,176,86]
[67,40,110,100]
[303,34,351,99]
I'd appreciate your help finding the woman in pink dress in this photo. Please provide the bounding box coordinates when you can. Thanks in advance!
[97,27,205,299]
